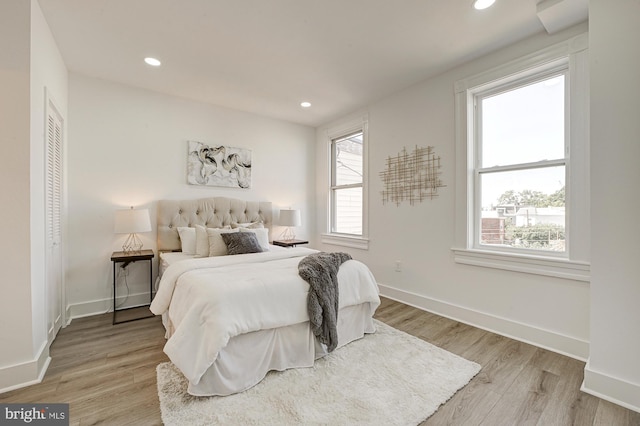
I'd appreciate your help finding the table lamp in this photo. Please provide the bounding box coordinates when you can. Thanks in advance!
[278,209,301,241]
[114,207,152,253]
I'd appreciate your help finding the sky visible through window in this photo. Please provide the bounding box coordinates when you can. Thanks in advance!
[480,75,565,209]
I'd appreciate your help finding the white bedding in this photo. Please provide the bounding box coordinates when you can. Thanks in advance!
[150,247,380,390]
[158,252,194,276]
[158,244,288,275]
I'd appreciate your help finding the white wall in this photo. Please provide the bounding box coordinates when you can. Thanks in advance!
[0,0,67,392]
[0,0,34,390]
[584,0,640,412]
[66,74,315,317]
[317,24,591,359]
[30,0,68,363]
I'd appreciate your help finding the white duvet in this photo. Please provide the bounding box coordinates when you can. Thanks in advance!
[150,247,380,386]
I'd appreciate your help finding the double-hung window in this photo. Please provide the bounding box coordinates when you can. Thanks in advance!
[453,34,590,280]
[475,69,567,253]
[322,117,369,250]
[331,131,363,235]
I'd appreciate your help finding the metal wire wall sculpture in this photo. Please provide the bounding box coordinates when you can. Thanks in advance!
[380,146,444,206]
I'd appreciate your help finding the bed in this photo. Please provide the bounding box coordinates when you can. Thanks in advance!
[150,197,380,396]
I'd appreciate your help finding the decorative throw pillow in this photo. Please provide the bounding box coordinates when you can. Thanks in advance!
[206,227,239,256]
[177,227,196,255]
[221,232,263,255]
[239,227,270,251]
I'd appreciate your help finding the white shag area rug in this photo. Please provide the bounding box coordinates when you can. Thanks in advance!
[156,320,481,426]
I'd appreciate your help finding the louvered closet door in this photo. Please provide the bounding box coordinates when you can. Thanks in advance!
[46,101,64,341]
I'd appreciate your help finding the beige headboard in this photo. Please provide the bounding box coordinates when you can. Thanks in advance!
[157,197,273,252]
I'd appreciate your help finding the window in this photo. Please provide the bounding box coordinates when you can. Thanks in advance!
[331,131,363,235]
[322,117,369,250]
[453,34,590,281]
[475,71,567,254]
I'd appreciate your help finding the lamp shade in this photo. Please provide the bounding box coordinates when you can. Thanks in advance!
[279,209,301,227]
[114,207,152,234]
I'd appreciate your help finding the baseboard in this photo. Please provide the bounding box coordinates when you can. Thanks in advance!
[378,283,589,361]
[67,291,155,321]
[581,361,640,413]
[0,340,51,394]
[65,305,72,326]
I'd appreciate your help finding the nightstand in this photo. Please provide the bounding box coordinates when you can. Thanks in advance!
[272,239,309,248]
[111,249,154,324]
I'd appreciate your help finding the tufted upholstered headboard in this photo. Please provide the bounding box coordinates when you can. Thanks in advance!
[157,197,273,252]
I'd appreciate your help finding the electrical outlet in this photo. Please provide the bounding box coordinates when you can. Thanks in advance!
[395,261,402,272]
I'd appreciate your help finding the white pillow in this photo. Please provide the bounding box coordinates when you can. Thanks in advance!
[194,224,231,257]
[207,227,239,256]
[231,221,264,229]
[177,227,197,255]
[239,227,270,251]
[194,225,209,257]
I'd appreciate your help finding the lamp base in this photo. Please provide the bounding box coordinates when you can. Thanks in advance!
[279,227,296,241]
[122,233,144,254]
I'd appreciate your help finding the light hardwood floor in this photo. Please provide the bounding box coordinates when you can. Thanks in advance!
[1,299,639,425]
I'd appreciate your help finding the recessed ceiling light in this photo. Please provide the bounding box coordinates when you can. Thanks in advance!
[144,57,161,66]
[300,101,312,108]
[473,0,496,10]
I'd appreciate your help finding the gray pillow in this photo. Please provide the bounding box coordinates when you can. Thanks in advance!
[221,232,263,255]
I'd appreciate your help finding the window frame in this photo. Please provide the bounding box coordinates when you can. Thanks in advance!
[321,116,370,250]
[330,131,364,235]
[472,65,569,258]
[453,34,590,281]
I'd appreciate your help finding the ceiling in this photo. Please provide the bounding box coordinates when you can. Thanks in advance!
[37,0,587,128]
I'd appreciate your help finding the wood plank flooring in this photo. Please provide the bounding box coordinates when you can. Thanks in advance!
[1,312,168,426]
[1,297,639,425]
[374,298,640,426]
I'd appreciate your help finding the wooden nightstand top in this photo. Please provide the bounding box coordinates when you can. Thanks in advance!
[272,239,309,248]
[111,249,154,262]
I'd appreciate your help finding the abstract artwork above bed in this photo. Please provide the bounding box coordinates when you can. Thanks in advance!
[187,141,252,189]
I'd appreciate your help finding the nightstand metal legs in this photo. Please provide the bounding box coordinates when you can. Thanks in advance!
[111,250,155,325]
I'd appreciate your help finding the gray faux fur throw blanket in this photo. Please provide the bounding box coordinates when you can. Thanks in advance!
[298,252,352,352]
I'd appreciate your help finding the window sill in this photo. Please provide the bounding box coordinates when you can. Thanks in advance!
[452,248,590,282]
[321,233,369,250]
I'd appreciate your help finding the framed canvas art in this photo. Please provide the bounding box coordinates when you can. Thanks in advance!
[187,141,252,189]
